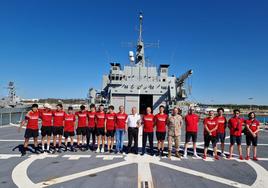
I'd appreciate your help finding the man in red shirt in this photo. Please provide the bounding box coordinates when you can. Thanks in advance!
[245,112,260,161]
[183,107,200,158]
[115,106,128,153]
[216,108,227,157]
[228,109,244,160]
[154,105,168,156]
[39,103,53,153]
[52,104,65,153]
[64,106,76,152]
[141,107,155,156]
[19,104,40,156]
[105,105,116,153]
[87,104,96,151]
[95,104,106,153]
[203,111,219,160]
[75,105,88,151]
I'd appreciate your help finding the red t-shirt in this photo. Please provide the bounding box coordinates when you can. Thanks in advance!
[203,117,218,137]
[185,114,199,132]
[39,109,53,126]
[155,113,168,132]
[245,119,260,135]
[75,111,88,127]
[228,117,244,136]
[143,114,155,133]
[95,111,105,128]
[25,111,39,130]
[64,113,76,132]
[115,113,128,130]
[216,116,227,134]
[87,111,96,128]
[53,110,65,127]
[105,113,116,130]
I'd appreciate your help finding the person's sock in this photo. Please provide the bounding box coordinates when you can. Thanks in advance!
[42,145,45,151]
[47,145,50,151]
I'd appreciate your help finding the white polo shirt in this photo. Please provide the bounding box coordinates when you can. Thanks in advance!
[127,113,141,128]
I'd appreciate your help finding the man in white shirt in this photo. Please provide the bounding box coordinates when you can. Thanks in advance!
[126,107,141,154]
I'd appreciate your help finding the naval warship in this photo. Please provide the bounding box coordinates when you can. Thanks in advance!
[0,82,30,126]
[88,13,193,114]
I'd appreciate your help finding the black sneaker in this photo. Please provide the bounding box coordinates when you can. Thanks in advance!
[57,148,62,153]
[40,149,45,153]
[34,148,40,154]
[21,149,26,156]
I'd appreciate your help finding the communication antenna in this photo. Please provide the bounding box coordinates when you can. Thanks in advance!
[122,12,160,67]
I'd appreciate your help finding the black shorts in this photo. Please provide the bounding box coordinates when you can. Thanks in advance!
[230,135,242,145]
[87,127,96,134]
[156,132,166,141]
[246,135,258,146]
[204,134,217,148]
[41,126,53,137]
[217,133,226,143]
[185,132,197,143]
[53,126,64,136]
[64,131,75,138]
[24,129,39,139]
[106,130,115,137]
[76,127,87,136]
[96,128,105,136]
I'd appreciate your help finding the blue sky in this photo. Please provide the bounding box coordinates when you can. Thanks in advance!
[0,0,267,105]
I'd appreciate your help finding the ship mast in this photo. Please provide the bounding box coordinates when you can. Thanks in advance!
[136,12,145,67]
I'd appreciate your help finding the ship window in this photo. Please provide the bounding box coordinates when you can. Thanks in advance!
[162,79,166,82]
[113,67,118,70]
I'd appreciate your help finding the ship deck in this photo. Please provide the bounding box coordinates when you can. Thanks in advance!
[1,124,268,188]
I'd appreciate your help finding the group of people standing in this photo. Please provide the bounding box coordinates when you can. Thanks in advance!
[19,103,260,161]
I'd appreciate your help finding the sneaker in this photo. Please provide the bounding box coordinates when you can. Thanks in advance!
[96,148,100,153]
[220,153,226,157]
[193,154,201,159]
[40,149,45,154]
[239,155,243,160]
[183,154,188,159]
[21,150,26,156]
[245,156,250,160]
[101,148,104,153]
[214,155,220,160]
[34,149,40,154]
[57,148,62,153]
[203,155,207,160]
[253,157,258,161]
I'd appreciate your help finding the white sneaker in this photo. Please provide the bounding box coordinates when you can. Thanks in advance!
[221,153,226,157]
[183,154,188,159]
[96,148,100,153]
[193,154,201,159]
[101,148,104,153]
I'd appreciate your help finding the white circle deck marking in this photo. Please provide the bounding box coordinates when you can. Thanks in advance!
[10,153,268,188]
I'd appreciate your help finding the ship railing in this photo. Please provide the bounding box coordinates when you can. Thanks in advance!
[0,109,28,126]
